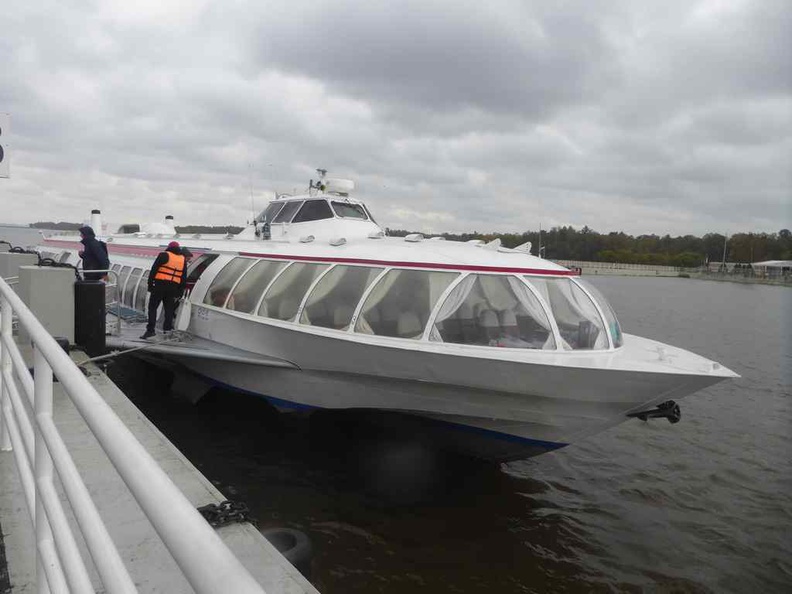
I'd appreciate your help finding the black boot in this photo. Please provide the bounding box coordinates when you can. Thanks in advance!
[140,329,156,340]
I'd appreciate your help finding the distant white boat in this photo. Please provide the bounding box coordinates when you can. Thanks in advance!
[39,171,738,461]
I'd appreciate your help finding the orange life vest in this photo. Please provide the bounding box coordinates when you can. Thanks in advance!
[153,252,185,284]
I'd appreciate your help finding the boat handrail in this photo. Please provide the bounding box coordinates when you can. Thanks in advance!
[0,275,267,593]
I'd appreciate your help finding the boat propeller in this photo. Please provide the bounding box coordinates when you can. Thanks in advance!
[627,400,681,424]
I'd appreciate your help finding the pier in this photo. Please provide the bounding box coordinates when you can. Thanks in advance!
[0,256,319,593]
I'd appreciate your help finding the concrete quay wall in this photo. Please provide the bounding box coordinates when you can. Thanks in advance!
[552,260,683,277]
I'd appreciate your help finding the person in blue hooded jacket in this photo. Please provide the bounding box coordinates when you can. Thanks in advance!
[78,226,110,281]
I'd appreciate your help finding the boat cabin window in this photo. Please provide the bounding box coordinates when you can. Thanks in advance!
[186,254,220,289]
[292,200,333,223]
[118,224,141,234]
[300,265,384,330]
[226,259,286,313]
[258,263,329,321]
[59,252,71,264]
[186,253,219,290]
[331,201,368,220]
[574,279,623,348]
[135,271,149,311]
[124,268,143,307]
[525,277,608,350]
[355,269,457,339]
[272,201,304,223]
[118,266,132,296]
[111,264,121,273]
[203,258,256,307]
[258,202,285,223]
[430,275,556,349]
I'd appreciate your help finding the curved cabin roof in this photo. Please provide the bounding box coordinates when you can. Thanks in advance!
[43,233,573,276]
[236,236,573,276]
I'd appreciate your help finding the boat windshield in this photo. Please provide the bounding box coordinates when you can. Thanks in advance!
[272,201,304,223]
[257,202,285,223]
[293,199,334,223]
[331,201,368,220]
[573,279,623,347]
[524,277,608,350]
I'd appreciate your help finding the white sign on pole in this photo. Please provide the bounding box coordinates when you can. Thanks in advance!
[0,113,9,178]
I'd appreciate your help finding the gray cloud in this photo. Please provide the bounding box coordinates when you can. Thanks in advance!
[0,0,789,238]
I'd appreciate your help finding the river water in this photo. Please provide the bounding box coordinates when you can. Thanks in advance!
[101,276,791,593]
[2,223,787,594]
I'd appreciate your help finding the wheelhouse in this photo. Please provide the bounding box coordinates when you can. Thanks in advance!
[254,195,381,242]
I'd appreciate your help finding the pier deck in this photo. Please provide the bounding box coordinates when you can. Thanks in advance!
[0,340,319,593]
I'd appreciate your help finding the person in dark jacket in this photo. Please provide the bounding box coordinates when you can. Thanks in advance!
[141,241,186,339]
[78,226,110,281]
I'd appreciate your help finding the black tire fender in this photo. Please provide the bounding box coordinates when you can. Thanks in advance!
[261,527,312,577]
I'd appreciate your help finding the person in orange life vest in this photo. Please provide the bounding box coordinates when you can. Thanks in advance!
[140,241,186,339]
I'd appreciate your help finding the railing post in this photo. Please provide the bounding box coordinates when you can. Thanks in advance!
[0,296,11,451]
[34,347,68,594]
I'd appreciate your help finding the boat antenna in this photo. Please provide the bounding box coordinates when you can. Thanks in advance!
[721,233,728,271]
[248,163,255,223]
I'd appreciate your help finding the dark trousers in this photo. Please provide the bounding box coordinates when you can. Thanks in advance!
[147,285,180,332]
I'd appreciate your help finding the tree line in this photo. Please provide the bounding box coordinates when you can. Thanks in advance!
[386,227,792,268]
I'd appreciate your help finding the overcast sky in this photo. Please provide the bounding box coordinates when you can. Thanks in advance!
[0,0,790,236]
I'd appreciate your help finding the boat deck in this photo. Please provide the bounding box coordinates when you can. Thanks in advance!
[104,320,297,369]
[0,339,318,593]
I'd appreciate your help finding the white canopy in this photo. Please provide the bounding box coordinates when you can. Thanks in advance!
[752,260,792,268]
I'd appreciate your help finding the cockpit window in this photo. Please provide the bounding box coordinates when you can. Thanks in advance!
[331,201,368,220]
[272,201,304,223]
[293,199,333,223]
[258,202,285,223]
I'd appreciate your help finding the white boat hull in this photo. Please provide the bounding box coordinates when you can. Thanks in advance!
[149,304,731,460]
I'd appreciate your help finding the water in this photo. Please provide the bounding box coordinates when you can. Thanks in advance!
[0,225,51,249]
[107,277,791,593]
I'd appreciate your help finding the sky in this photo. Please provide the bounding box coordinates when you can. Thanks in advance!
[0,0,790,236]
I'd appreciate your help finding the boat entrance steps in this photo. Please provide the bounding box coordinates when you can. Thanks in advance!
[0,274,318,593]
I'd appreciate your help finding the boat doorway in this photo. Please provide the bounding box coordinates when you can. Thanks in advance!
[185,253,219,292]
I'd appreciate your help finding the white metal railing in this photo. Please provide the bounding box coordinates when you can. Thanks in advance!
[0,275,266,594]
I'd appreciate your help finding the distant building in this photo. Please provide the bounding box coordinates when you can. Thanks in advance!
[751,260,792,279]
